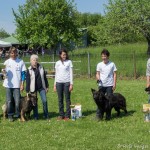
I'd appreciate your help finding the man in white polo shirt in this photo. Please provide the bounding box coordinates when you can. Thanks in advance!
[96,49,117,121]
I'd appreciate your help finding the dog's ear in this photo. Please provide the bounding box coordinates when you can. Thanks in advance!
[27,93,31,101]
[91,88,96,93]
[98,88,102,92]
[32,92,37,97]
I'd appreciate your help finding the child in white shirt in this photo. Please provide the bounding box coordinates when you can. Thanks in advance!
[96,49,117,120]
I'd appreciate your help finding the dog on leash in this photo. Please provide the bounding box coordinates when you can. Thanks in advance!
[2,93,38,121]
[91,88,127,120]
[20,93,38,121]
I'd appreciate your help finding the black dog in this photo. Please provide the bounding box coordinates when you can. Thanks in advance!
[91,88,127,120]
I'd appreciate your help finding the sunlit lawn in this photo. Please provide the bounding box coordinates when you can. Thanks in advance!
[0,79,149,150]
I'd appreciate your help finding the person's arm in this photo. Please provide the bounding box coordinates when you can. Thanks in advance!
[53,63,57,92]
[43,68,49,92]
[26,69,30,93]
[20,71,26,91]
[69,66,73,92]
[69,61,73,92]
[113,71,117,91]
[96,63,101,82]
[96,71,100,81]
[44,70,49,88]
[20,61,27,91]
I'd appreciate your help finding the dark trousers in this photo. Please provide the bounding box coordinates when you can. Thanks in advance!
[96,86,113,117]
[56,82,71,118]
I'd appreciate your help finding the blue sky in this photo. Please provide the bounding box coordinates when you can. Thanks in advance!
[0,0,108,34]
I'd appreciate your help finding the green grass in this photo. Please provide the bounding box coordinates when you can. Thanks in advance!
[71,42,148,54]
[0,79,149,150]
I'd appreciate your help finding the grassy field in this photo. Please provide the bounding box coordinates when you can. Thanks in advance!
[0,78,149,150]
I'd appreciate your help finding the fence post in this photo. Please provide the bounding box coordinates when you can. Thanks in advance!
[133,51,137,79]
[53,53,55,71]
[87,52,91,78]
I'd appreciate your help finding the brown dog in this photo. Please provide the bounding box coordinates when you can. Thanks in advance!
[20,93,38,121]
[2,93,38,121]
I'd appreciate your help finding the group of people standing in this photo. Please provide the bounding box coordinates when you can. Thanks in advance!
[6,46,146,122]
[2,47,73,122]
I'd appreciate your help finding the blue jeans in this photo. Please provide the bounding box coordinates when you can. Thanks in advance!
[56,82,71,118]
[33,89,49,119]
[96,86,113,117]
[6,88,20,118]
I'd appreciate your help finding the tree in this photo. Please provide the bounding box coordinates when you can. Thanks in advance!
[13,0,80,50]
[0,28,10,39]
[78,13,102,27]
[77,13,104,46]
[103,0,150,53]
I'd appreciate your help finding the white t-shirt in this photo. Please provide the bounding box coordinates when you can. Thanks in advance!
[54,60,73,84]
[3,58,26,88]
[96,61,117,87]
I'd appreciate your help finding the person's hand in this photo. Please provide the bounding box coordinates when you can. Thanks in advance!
[69,84,73,92]
[46,88,49,93]
[53,85,56,92]
[20,84,24,91]
[112,85,116,91]
[146,84,150,88]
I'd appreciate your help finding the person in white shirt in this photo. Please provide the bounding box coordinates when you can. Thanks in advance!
[96,49,117,120]
[54,48,73,121]
[3,47,26,122]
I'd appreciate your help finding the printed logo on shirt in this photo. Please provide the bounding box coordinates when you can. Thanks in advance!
[16,65,20,71]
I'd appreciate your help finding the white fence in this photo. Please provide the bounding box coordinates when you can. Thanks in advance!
[0,60,82,78]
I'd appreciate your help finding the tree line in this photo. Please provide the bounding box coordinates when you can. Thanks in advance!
[1,0,150,53]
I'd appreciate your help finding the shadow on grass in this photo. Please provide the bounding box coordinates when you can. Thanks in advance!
[29,111,59,120]
[82,109,96,117]
[111,109,136,120]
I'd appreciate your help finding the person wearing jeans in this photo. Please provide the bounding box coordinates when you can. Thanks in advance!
[54,48,73,121]
[26,54,49,121]
[96,49,117,121]
[3,47,26,122]
[6,88,20,118]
